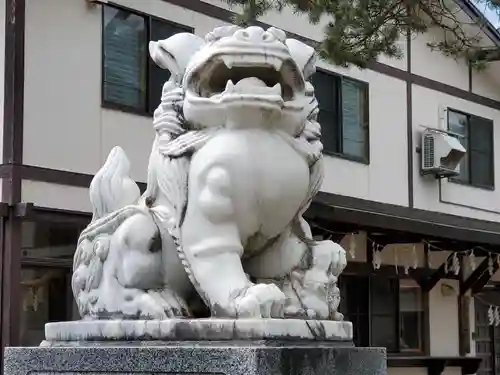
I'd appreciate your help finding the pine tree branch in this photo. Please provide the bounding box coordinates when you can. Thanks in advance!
[224,0,500,70]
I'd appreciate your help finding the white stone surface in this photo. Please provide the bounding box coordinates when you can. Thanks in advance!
[71,25,347,322]
[45,319,352,342]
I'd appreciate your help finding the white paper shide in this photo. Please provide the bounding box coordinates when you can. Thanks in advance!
[71,25,347,321]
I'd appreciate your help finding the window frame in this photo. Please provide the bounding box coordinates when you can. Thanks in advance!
[313,68,370,165]
[447,108,495,190]
[100,3,193,117]
[339,271,429,356]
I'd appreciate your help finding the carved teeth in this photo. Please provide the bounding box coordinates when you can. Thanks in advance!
[221,55,283,72]
[225,80,234,92]
[222,56,234,69]
[271,58,283,72]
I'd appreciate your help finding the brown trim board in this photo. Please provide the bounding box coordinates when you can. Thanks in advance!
[1,0,25,364]
[12,162,500,249]
[12,164,147,192]
[406,31,413,208]
[161,0,500,111]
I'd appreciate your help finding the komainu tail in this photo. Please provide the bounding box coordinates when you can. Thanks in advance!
[72,147,142,317]
[89,146,141,221]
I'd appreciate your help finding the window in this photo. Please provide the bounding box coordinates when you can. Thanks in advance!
[399,279,425,351]
[448,109,494,189]
[474,292,500,375]
[339,275,425,353]
[311,70,369,162]
[19,220,87,346]
[102,5,192,114]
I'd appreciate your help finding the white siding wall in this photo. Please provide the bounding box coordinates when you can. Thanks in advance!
[412,84,500,221]
[23,0,500,222]
[22,0,411,208]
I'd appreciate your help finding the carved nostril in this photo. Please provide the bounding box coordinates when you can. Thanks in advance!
[234,29,251,40]
[262,32,276,42]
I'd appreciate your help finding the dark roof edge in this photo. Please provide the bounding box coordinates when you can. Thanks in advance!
[457,0,500,46]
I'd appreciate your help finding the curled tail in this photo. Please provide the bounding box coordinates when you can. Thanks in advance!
[72,147,142,317]
[89,146,141,221]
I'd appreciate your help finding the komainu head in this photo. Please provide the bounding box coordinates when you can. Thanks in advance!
[150,25,318,136]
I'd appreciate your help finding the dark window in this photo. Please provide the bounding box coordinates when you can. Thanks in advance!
[102,5,192,115]
[339,275,425,353]
[448,109,494,189]
[311,70,369,163]
[20,220,88,346]
[474,293,500,375]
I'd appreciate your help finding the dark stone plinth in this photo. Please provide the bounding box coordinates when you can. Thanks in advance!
[4,341,387,375]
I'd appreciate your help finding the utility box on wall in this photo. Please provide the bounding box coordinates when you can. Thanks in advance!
[421,128,466,178]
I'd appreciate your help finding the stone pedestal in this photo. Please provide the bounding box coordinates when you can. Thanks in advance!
[5,342,386,375]
[3,319,386,375]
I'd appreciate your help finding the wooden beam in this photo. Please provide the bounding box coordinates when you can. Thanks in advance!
[471,259,500,294]
[460,257,490,295]
[458,256,471,356]
[421,253,455,292]
[458,295,471,355]
[460,256,500,295]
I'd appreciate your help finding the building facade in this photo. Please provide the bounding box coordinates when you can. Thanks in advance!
[1,0,500,374]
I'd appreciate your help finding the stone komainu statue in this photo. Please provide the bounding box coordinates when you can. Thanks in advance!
[71,25,347,320]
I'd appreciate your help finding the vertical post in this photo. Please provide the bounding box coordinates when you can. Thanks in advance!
[458,255,471,356]
[422,243,431,355]
[1,0,26,371]
[1,206,22,348]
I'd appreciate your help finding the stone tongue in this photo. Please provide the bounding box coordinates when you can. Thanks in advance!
[234,77,267,89]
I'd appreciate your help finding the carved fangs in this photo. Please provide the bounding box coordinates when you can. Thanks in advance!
[223,78,282,96]
[220,55,283,72]
[195,57,298,101]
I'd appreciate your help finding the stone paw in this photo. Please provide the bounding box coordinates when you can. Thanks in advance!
[118,289,188,320]
[313,240,347,276]
[234,283,285,318]
[131,291,170,320]
[147,289,190,317]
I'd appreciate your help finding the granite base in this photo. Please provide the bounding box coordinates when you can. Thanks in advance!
[4,341,386,375]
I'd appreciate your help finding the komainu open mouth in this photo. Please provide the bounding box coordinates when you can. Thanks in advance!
[192,56,303,101]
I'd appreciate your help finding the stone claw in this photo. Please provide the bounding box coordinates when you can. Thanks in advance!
[312,240,347,276]
[126,292,168,320]
[235,283,286,318]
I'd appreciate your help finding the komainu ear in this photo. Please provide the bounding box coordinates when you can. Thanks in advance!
[286,39,317,80]
[149,32,205,82]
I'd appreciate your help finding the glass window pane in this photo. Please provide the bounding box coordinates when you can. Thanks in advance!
[103,6,146,110]
[20,268,73,346]
[448,110,470,182]
[469,116,494,187]
[311,71,337,111]
[317,109,340,154]
[399,279,424,352]
[148,20,188,113]
[370,277,397,315]
[19,219,87,346]
[371,314,398,351]
[21,221,84,261]
[339,275,369,316]
[341,79,368,159]
[311,71,340,154]
[354,314,370,347]
[471,151,494,187]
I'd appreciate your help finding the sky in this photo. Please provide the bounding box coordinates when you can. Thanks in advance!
[474,1,500,28]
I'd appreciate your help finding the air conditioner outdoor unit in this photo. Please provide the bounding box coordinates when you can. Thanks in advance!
[421,128,466,178]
